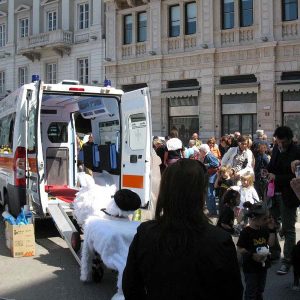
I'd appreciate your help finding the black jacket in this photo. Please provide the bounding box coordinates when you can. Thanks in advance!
[122,221,243,300]
[267,143,300,207]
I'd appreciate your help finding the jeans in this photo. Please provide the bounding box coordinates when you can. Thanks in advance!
[244,271,267,300]
[270,194,298,264]
[206,182,217,215]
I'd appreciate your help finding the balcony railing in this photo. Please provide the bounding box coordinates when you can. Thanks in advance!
[282,21,300,40]
[17,29,73,54]
[221,26,254,46]
[121,42,147,59]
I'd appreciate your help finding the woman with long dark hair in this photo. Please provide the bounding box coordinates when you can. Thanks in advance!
[122,159,243,300]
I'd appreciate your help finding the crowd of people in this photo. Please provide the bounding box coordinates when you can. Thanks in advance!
[145,126,300,300]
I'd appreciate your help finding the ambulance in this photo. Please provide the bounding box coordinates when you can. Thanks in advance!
[0,78,152,229]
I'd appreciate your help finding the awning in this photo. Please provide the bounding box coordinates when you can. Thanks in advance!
[276,82,300,92]
[161,88,200,99]
[215,83,259,96]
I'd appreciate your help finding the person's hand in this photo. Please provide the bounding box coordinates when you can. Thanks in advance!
[252,253,265,263]
[268,173,276,181]
[291,160,300,173]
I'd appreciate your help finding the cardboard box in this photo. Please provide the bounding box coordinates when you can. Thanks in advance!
[5,222,36,257]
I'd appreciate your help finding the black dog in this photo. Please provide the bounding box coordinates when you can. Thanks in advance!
[292,240,300,290]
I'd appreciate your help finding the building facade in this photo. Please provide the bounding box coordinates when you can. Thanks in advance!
[0,0,105,98]
[104,0,300,143]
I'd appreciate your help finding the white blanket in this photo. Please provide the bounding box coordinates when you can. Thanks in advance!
[80,216,139,300]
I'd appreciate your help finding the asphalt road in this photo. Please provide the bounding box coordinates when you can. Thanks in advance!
[0,212,299,300]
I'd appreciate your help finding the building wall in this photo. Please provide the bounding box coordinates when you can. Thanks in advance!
[0,0,105,97]
[105,0,300,142]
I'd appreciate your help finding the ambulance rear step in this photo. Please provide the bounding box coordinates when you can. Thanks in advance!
[47,203,81,266]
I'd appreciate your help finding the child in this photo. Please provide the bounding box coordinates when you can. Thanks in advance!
[214,165,234,213]
[237,202,276,300]
[237,172,260,226]
[217,188,240,234]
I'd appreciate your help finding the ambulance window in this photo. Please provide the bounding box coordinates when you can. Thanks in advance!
[47,122,68,143]
[128,113,146,150]
[0,113,15,152]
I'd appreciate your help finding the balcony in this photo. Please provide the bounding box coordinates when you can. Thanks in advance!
[221,26,254,47]
[121,42,147,59]
[282,20,300,40]
[17,29,73,61]
[163,34,198,54]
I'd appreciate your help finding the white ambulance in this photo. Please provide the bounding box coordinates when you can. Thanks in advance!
[0,79,152,225]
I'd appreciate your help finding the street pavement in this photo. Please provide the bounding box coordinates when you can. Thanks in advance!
[0,212,299,300]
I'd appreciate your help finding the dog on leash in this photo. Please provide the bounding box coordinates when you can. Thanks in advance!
[292,240,300,291]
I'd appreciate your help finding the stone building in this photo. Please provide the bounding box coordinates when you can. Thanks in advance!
[104,0,300,143]
[0,0,105,98]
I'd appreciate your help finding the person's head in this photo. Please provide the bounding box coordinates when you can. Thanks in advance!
[256,129,264,139]
[218,165,231,179]
[153,138,164,149]
[155,159,208,227]
[234,131,241,139]
[258,143,267,154]
[273,126,293,152]
[169,128,179,139]
[262,134,268,141]
[188,139,196,148]
[199,144,210,159]
[220,136,228,146]
[222,188,240,208]
[243,202,270,227]
[237,135,248,151]
[88,133,94,143]
[192,132,199,140]
[241,172,254,188]
[207,137,216,149]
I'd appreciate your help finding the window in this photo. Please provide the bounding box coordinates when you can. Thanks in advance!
[169,5,180,37]
[222,0,234,29]
[129,113,147,150]
[240,0,253,27]
[0,24,6,47]
[78,58,89,84]
[47,11,57,31]
[0,71,4,94]
[222,114,257,136]
[185,2,196,35]
[137,12,147,42]
[18,67,28,87]
[78,3,89,29]
[124,15,132,44]
[46,63,57,84]
[19,18,29,37]
[47,122,68,143]
[282,0,298,21]
[0,113,15,151]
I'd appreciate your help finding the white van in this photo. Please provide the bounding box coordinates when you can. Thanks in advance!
[0,80,152,219]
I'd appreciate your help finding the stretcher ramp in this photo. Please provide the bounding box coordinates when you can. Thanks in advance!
[47,203,81,265]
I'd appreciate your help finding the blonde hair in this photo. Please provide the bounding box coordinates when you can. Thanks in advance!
[241,172,254,186]
[218,165,231,174]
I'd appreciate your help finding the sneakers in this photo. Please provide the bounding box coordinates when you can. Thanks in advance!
[276,264,290,275]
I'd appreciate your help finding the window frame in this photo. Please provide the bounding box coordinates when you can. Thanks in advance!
[77,57,89,85]
[46,63,57,84]
[0,23,6,47]
[19,17,29,37]
[18,66,28,87]
[123,14,133,45]
[47,10,57,31]
[282,0,298,21]
[222,0,235,30]
[0,70,5,94]
[240,0,253,27]
[78,2,89,30]
[137,12,147,43]
[169,4,180,37]
[185,2,197,35]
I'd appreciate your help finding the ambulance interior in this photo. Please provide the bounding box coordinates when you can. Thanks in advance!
[40,92,121,203]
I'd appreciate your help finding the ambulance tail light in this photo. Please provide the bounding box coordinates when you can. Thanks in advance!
[69,87,85,92]
[13,146,26,187]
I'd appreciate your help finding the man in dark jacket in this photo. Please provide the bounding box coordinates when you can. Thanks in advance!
[267,126,300,275]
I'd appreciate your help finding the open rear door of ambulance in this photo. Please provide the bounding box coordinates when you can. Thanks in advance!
[121,88,152,207]
[26,81,48,216]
